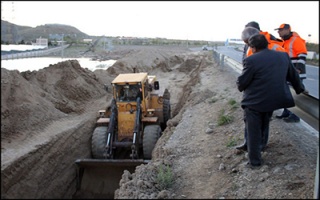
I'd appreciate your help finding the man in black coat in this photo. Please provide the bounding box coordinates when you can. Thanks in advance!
[236,34,304,168]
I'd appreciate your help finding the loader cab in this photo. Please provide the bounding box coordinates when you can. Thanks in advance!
[116,84,142,102]
[112,73,150,103]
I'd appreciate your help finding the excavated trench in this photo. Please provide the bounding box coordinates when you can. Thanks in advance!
[1,51,210,199]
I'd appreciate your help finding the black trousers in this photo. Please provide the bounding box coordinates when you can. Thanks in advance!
[244,107,273,165]
[242,110,272,150]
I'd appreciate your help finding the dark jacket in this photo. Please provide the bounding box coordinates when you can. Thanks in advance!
[236,48,305,112]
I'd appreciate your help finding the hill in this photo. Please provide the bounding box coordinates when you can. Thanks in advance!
[1,20,89,44]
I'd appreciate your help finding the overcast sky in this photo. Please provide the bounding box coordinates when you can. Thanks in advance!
[1,1,319,43]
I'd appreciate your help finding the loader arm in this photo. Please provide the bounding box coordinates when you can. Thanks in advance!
[131,97,142,159]
[106,99,117,158]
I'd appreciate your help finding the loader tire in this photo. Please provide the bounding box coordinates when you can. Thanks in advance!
[91,126,108,159]
[143,125,161,159]
[161,99,171,130]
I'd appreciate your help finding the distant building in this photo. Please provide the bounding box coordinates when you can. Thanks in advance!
[32,37,48,48]
[228,38,245,45]
[83,39,93,43]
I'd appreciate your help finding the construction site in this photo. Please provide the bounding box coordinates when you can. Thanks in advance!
[1,45,318,199]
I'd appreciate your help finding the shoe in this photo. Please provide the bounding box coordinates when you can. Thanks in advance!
[235,144,247,151]
[302,89,309,95]
[246,161,262,169]
[275,113,289,119]
[283,114,300,123]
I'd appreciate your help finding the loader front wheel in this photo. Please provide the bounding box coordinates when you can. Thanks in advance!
[143,125,161,159]
[91,126,108,159]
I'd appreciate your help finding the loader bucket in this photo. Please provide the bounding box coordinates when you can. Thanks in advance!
[73,159,149,199]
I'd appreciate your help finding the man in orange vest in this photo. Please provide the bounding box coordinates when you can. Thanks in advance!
[274,23,308,123]
[242,21,284,63]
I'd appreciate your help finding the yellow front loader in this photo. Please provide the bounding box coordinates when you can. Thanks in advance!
[74,72,171,198]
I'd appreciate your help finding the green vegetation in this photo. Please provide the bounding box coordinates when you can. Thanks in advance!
[156,164,174,190]
[217,100,239,126]
[226,136,238,147]
[217,109,234,126]
[306,43,319,54]
[228,99,239,109]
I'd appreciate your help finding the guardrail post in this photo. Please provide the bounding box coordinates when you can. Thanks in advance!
[220,54,224,68]
[212,51,219,63]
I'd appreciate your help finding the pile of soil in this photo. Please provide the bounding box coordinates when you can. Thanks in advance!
[1,45,318,199]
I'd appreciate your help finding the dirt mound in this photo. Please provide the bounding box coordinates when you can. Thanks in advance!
[108,46,190,75]
[1,60,106,140]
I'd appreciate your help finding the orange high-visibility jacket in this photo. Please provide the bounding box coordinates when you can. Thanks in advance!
[246,31,286,56]
[260,31,284,47]
[282,32,307,79]
[282,32,307,59]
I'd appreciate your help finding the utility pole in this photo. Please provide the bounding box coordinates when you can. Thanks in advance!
[308,34,311,43]
[61,34,64,58]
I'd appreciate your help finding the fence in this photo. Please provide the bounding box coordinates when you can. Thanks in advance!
[1,45,69,60]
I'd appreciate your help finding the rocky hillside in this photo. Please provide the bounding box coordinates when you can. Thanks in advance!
[1,20,89,44]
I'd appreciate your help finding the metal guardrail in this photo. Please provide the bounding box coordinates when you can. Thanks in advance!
[1,45,69,60]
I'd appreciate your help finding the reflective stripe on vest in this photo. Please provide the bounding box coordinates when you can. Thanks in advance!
[291,53,307,64]
[300,73,307,79]
[288,36,297,57]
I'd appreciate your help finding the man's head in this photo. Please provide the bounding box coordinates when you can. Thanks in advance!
[248,34,268,53]
[245,21,260,31]
[275,23,291,39]
[241,27,260,44]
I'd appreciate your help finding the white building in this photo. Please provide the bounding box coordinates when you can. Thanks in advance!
[32,37,48,48]
[83,39,93,43]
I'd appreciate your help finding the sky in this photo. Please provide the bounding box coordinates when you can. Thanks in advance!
[1,1,319,43]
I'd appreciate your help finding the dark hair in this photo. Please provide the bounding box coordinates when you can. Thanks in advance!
[248,34,268,50]
[245,21,260,31]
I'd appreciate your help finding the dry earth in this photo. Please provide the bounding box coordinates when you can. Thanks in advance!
[1,45,318,199]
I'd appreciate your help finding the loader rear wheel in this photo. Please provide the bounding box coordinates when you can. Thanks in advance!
[91,126,108,159]
[161,99,171,130]
[143,125,161,159]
